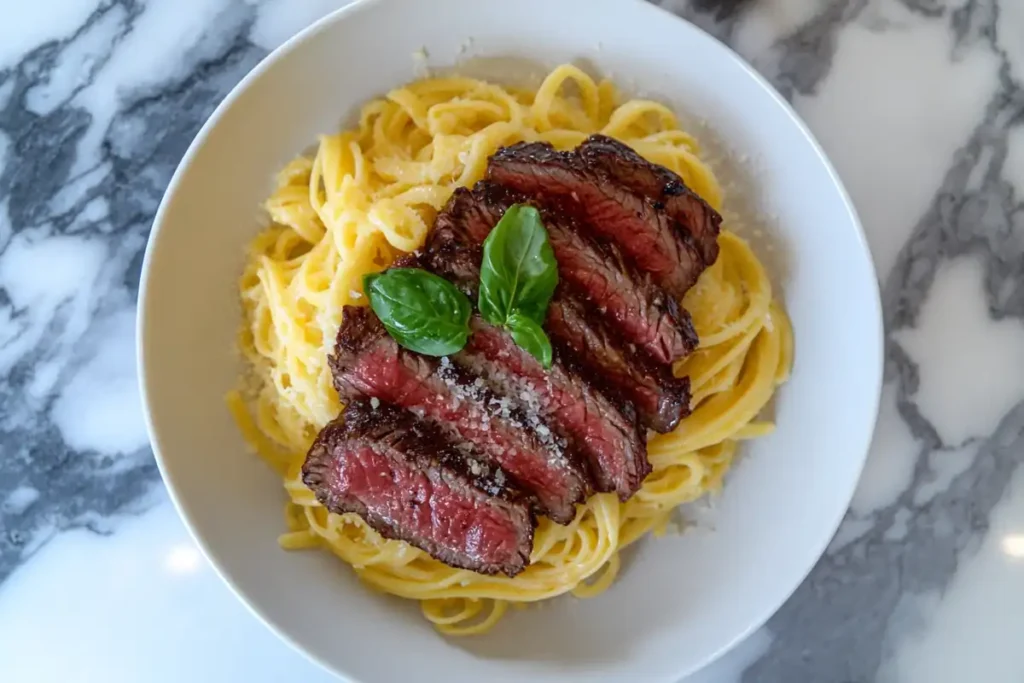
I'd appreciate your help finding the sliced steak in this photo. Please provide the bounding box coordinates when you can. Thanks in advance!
[330,306,586,523]
[456,318,650,500]
[578,135,722,265]
[303,402,534,576]
[425,235,690,433]
[487,141,706,298]
[425,204,691,432]
[430,182,699,364]
[546,296,690,433]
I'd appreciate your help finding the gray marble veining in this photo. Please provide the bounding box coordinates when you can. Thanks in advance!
[0,0,267,582]
[3,1,1024,681]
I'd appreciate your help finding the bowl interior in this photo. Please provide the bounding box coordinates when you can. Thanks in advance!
[139,0,882,681]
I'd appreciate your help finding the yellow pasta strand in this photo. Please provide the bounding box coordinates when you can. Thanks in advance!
[230,65,793,636]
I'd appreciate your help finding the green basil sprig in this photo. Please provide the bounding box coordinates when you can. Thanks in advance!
[478,204,558,367]
[506,311,553,368]
[364,268,471,356]
[365,204,558,367]
[478,204,559,328]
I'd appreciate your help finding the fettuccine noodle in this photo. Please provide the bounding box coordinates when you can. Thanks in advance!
[228,64,793,636]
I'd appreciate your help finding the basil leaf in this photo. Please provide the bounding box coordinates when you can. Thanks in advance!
[478,204,559,327]
[507,312,553,369]
[364,268,471,356]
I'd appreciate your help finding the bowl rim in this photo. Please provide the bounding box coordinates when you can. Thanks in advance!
[137,0,884,679]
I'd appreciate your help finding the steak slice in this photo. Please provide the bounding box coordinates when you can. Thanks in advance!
[424,232,691,433]
[303,401,534,576]
[457,318,650,500]
[546,296,691,433]
[487,141,706,298]
[578,135,722,266]
[431,182,698,364]
[330,306,586,523]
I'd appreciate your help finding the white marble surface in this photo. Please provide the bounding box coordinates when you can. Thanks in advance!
[2,0,1024,681]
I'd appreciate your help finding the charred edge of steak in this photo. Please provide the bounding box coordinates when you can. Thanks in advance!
[547,295,691,433]
[422,235,481,299]
[333,305,386,360]
[551,343,652,498]
[433,180,699,363]
[458,318,650,500]
[578,134,722,265]
[302,402,534,576]
[329,308,587,524]
[430,185,502,245]
[329,305,391,400]
[487,141,707,298]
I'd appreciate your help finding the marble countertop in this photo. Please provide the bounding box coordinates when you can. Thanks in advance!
[3,0,1023,681]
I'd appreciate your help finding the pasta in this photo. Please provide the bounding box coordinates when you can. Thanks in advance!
[228,64,793,636]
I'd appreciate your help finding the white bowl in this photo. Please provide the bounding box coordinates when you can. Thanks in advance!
[137,0,882,680]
